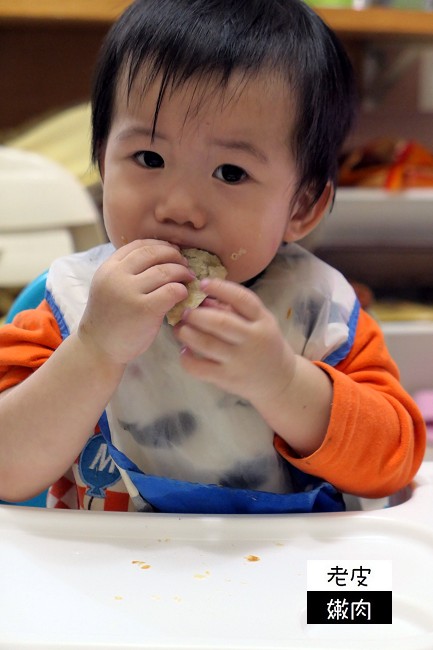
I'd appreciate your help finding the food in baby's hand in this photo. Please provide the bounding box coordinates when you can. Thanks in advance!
[167,248,227,325]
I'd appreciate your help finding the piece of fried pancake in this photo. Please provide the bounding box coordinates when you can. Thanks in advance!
[166,248,227,325]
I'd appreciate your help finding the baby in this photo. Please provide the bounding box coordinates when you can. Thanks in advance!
[0,0,425,512]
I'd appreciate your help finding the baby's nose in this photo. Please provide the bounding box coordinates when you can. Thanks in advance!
[154,184,206,229]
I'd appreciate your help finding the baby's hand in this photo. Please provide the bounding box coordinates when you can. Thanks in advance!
[78,240,194,365]
[173,278,296,406]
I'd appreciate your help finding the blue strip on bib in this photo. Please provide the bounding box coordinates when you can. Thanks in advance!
[98,413,345,515]
[323,298,360,367]
[45,290,70,340]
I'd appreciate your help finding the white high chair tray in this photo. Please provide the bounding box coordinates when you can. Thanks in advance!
[1,463,432,650]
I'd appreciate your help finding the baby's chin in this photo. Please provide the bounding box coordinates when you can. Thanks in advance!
[225,255,271,286]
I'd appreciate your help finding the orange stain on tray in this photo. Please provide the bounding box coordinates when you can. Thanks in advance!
[132,560,152,570]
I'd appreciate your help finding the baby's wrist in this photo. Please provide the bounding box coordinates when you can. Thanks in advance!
[74,328,127,376]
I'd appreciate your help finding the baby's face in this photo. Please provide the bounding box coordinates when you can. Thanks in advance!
[100,68,302,283]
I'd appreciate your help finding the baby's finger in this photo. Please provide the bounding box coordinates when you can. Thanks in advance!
[137,263,195,294]
[146,282,189,319]
[200,297,235,312]
[178,325,234,363]
[112,240,187,273]
[112,238,176,257]
[180,307,245,345]
[200,278,263,321]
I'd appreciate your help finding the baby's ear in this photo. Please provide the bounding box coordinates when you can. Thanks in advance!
[283,182,333,243]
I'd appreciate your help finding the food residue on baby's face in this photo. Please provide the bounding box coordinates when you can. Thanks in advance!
[230,247,247,261]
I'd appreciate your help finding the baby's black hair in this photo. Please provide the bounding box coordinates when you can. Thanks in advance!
[91,0,356,206]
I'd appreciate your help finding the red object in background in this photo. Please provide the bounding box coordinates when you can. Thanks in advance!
[339,138,433,190]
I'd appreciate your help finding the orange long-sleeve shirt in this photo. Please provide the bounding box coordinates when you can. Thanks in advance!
[0,300,426,506]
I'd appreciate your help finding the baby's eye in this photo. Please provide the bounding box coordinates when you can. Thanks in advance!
[134,150,165,168]
[213,164,247,184]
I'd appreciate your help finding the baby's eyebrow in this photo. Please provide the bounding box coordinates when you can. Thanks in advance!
[210,137,268,164]
[115,126,268,163]
[115,126,166,143]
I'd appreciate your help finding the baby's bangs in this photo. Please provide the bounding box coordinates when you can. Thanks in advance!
[124,52,274,137]
[119,0,291,109]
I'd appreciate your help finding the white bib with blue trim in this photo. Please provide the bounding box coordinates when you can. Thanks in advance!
[46,243,358,510]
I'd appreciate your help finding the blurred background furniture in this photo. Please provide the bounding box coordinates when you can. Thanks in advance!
[0,146,104,290]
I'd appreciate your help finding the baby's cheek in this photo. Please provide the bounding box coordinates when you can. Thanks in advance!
[223,249,247,282]
[223,251,259,284]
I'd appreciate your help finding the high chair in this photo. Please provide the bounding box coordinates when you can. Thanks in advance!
[0,271,49,507]
[4,270,47,323]
[0,146,103,507]
[0,146,104,289]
